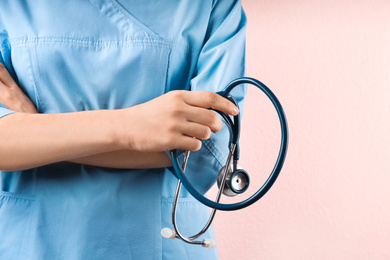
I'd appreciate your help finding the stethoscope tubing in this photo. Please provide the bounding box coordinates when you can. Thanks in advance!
[171,77,289,211]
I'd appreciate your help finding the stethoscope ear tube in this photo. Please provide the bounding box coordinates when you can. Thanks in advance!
[171,77,289,211]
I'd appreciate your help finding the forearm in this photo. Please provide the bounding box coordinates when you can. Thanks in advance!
[0,62,238,172]
[0,110,121,171]
[0,87,238,172]
[69,150,172,169]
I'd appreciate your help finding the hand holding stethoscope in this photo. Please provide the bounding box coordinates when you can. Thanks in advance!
[161,77,289,248]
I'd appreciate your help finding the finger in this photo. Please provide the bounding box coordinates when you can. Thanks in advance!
[0,79,38,113]
[185,107,223,133]
[175,136,202,152]
[0,80,13,102]
[0,62,18,88]
[183,91,239,116]
[181,122,212,140]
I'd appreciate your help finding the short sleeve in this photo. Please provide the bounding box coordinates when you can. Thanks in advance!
[0,26,16,119]
[183,0,247,194]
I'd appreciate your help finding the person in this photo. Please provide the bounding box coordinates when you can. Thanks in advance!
[0,0,247,259]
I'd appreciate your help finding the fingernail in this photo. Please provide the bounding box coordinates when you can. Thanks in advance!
[233,106,239,115]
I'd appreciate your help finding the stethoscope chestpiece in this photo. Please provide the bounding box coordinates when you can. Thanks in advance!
[217,162,250,197]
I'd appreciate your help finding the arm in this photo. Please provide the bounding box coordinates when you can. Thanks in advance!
[69,150,172,169]
[174,0,247,194]
[0,109,122,171]
[0,62,171,169]
[0,63,238,171]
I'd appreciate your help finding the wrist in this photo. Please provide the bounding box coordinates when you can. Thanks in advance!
[105,109,124,150]
[110,108,137,151]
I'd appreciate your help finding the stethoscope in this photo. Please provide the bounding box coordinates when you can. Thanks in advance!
[161,77,289,249]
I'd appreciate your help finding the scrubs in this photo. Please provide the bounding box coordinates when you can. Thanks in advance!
[0,0,246,259]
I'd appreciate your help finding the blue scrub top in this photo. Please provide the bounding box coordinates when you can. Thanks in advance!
[0,1,247,259]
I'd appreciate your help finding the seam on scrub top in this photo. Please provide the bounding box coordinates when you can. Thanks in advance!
[163,47,172,94]
[109,0,166,41]
[15,195,35,258]
[9,36,172,49]
[0,191,35,201]
[9,36,197,55]
[89,0,199,55]
[202,139,224,168]
[25,43,43,111]
[161,197,200,204]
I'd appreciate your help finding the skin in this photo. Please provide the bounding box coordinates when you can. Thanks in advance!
[0,62,238,171]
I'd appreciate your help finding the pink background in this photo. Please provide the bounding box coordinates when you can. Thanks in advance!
[213,1,390,259]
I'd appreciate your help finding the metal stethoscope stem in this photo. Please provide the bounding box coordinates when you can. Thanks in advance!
[162,145,237,248]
